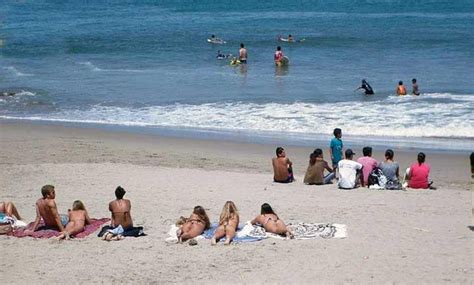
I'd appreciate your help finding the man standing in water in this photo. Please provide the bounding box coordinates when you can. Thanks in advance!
[412,78,420,95]
[239,43,247,64]
[274,46,284,66]
[397,81,407,95]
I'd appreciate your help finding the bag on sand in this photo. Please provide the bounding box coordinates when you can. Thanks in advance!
[0,223,12,235]
[368,168,387,188]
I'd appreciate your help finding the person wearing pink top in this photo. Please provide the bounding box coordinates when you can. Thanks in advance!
[356,146,378,187]
[406,152,433,189]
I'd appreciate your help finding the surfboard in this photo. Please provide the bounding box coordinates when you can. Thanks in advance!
[280,56,289,66]
[207,38,226,44]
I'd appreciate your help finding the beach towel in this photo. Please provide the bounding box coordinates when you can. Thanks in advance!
[10,218,110,238]
[241,222,347,239]
[166,223,265,243]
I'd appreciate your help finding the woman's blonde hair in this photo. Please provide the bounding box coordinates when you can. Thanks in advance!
[72,200,86,211]
[219,201,238,225]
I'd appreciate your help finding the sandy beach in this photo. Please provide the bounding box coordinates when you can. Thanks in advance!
[0,121,472,284]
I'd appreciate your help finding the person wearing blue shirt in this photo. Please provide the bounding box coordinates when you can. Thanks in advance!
[329,128,343,175]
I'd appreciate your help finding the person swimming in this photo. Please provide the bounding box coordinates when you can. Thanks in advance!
[355,79,374,95]
[216,50,231,60]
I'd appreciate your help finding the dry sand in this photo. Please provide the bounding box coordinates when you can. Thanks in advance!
[0,121,473,284]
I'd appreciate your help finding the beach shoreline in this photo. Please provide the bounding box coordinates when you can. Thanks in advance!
[0,120,473,284]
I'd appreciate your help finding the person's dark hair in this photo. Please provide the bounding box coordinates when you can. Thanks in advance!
[362,79,367,84]
[313,148,323,157]
[261,203,278,218]
[41,185,55,198]
[385,149,394,160]
[115,186,126,199]
[309,152,317,166]
[399,80,403,85]
[240,43,244,48]
[412,78,417,83]
[211,34,215,38]
[333,128,342,137]
[277,46,281,51]
[193,205,211,230]
[288,34,292,37]
[417,152,426,165]
[276,147,284,156]
[362,146,372,156]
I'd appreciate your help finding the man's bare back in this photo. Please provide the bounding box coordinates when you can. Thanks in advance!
[272,157,291,181]
[109,199,133,229]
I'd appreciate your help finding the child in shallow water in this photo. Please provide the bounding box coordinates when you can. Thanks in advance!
[57,200,91,240]
[212,201,239,245]
[251,203,293,238]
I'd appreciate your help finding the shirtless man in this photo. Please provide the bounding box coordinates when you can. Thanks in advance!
[397,80,407,96]
[26,185,66,233]
[411,78,420,95]
[272,147,294,183]
[239,43,247,64]
[109,186,133,229]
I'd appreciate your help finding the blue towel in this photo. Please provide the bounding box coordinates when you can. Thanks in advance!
[202,223,263,243]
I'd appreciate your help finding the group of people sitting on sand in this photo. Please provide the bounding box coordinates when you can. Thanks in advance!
[177,201,292,245]
[0,185,141,240]
[272,128,434,190]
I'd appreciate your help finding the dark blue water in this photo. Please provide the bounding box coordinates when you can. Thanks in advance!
[1,1,473,150]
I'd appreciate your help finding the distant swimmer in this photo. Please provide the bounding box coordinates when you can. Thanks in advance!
[239,43,247,64]
[412,78,420,95]
[208,35,226,44]
[216,50,231,60]
[278,34,305,42]
[355,79,374,95]
[396,81,407,96]
[274,46,284,66]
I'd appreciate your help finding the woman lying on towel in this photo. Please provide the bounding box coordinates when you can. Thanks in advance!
[57,200,91,240]
[251,203,293,238]
[212,201,239,245]
[0,201,22,220]
[176,205,211,243]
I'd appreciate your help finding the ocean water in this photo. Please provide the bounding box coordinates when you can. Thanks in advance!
[1,1,473,151]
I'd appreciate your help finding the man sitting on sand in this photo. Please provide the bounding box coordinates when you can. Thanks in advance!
[101,186,144,240]
[109,186,133,230]
[338,149,363,190]
[26,185,67,233]
[272,147,294,183]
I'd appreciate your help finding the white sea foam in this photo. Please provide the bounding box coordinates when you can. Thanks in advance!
[78,61,148,73]
[1,93,473,140]
[3,66,33,77]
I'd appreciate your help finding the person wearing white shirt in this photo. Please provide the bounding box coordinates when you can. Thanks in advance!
[338,149,363,189]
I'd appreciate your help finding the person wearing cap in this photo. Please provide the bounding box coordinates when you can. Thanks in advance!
[109,186,133,229]
[356,146,378,187]
[337,149,363,189]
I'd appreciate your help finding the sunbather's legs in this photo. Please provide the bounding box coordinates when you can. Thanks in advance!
[224,226,236,245]
[0,202,22,220]
[211,225,225,245]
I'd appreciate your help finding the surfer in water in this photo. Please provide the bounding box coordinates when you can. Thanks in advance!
[355,79,374,95]
[274,46,284,66]
[216,50,230,60]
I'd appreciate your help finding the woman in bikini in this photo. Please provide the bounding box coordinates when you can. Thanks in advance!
[176,205,211,243]
[251,203,293,238]
[0,201,22,220]
[212,201,239,245]
[57,200,91,240]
